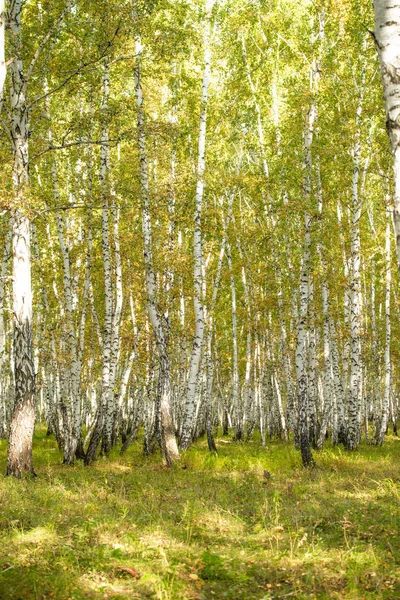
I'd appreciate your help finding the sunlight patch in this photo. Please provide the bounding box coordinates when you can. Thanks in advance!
[197,507,245,537]
[14,526,57,546]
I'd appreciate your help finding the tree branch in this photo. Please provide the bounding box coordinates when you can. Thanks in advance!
[28,23,122,109]
[30,136,123,163]
[25,0,72,83]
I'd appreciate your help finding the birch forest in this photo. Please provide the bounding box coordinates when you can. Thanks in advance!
[1,1,400,599]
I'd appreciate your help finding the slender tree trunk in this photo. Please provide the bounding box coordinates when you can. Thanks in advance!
[134,35,179,466]
[45,88,82,461]
[85,58,113,465]
[307,281,318,446]
[377,202,392,445]
[346,89,364,450]
[316,275,332,448]
[54,171,82,462]
[226,239,241,440]
[370,254,379,434]
[296,124,315,466]
[295,15,325,466]
[102,192,123,453]
[180,0,214,450]
[296,232,314,465]
[314,164,332,448]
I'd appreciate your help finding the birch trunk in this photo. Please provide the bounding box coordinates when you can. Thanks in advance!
[373,2,400,269]
[0,225,12,437]
[296,122,315,465]
[346,96,364,450]
[6,0,36,477]
[226,239,241,440]
[377,202,391,445]
[85,58,113,465]
[134,36,179,466]
[0,0,5,98]
[53,165,82,462]
[307,282,318,446]
[102,192,123,453]
[233,218,253,442]
[295,16,324,466]
[337,201,351,436]
[203,219,228,450]
[180,0,214,450]
[296,230,314,464]
[316,275,332,448]
[315,165,333,448]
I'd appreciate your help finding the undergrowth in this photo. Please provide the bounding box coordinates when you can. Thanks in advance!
[0,428,399,599]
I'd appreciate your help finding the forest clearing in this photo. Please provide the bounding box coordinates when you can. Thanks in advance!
[0,428,399,600]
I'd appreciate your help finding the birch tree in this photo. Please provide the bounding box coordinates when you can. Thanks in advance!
[0,0,5,98]
[134,31,179,466]
[6,0,36,476]
[180,0,215,450]
[373,1,400,269]
[376,200,392,445]
[295,15,323,467]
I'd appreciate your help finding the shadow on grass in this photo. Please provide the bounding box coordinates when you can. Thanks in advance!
[0,429,399,599]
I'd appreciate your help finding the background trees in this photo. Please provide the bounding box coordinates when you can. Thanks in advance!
[0,0,397,470]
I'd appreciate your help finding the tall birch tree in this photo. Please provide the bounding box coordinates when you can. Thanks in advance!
[134,30,180,466]
[6,0,36,476]
[180,0,215,450]
[373,1,400,269]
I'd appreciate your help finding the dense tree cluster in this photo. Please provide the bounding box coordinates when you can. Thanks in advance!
[0,0,398,474]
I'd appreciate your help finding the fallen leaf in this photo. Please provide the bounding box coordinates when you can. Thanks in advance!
[189,573,199,580]
[116,566,141,578]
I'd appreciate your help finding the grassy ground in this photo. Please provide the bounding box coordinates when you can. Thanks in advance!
[0,429,399,599]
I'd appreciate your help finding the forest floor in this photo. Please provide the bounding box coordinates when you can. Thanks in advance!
[0,429,399,600]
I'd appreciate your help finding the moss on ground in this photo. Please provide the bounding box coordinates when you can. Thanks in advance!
[0,428,399,599]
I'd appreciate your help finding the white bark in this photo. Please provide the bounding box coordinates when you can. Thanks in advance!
[6,0,36,477]
[100,58,113,454]
[316,275,332,448]
[337,200,351,423]
[373,1,400,268]
[85,58,113,464]
[377,202,391,445]
[55,198,81,463]
[180,0,214,450]
[347,82,365,450]
[295,15,324,465]
[233,217,253,441]
[103,191,123,452]
[0,0,5,98]
[315,162,334,448]
[134,36,179,465]
[307,280,318,445]
[296,213,314,466]
[226,239,240,439]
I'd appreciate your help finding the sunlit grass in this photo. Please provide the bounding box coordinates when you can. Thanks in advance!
[0,428,399,599]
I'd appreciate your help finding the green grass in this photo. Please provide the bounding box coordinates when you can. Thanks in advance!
[0,429,399,599]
